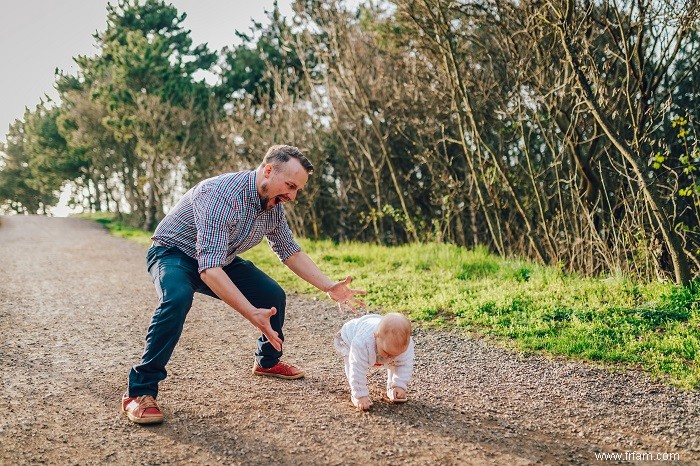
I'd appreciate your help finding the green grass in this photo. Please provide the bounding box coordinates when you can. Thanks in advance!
[82,212,153,247]
[82,213,700,390]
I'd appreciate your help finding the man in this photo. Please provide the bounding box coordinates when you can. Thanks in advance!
[121,145,366,424]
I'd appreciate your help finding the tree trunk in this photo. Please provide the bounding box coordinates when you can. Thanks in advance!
[556,21,692,285]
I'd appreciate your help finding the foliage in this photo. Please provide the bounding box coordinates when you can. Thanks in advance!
[2,0,700,284]
[53,0,222,228]
[0,102,78,214]
[217,2,310,105]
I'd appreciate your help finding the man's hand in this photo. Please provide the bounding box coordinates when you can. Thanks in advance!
[326,276,366,314]
[199,267,283,351]
[246,306,283,351]
[284,253,367,313]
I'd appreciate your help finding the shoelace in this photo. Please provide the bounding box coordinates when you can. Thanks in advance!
[273,362,301,374]
[276,362,294,372]
[136,395,159,410]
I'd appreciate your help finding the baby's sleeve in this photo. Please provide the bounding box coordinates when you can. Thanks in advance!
[386,337,415,391]
[347,341,371,399]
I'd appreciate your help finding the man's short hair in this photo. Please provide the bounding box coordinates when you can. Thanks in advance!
[263,145,314,174]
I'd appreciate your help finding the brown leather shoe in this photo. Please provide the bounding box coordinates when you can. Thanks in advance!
[121,394,164,424]
[252,361,305,379]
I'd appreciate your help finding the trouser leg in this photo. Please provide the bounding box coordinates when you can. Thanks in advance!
[128,246,199,397]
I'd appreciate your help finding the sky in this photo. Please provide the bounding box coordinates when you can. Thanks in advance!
[0,0,294,144]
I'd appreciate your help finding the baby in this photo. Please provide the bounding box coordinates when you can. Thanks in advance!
[334,312,415,411]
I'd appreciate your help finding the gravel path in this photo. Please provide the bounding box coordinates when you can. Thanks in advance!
[0,215,698,465]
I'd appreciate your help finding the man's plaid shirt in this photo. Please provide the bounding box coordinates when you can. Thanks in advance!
[152,170,301,272]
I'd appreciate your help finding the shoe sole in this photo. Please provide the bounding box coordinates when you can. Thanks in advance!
[252,370,305,380]
[121,406,164,424]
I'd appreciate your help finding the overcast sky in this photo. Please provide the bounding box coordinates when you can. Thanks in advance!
[0,0,294,143]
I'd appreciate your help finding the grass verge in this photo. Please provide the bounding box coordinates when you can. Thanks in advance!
[82,213,700,389]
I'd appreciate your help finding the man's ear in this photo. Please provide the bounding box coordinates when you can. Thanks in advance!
[263,163,273,177]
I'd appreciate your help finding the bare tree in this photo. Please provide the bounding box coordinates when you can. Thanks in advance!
[535,0,698,284]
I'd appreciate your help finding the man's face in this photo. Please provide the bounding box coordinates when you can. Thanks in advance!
[258,158,309,211]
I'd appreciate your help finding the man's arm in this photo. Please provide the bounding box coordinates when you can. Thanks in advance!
[283,251,366,313]
[200,267,283,351]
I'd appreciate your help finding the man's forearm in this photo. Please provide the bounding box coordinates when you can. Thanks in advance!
[284,251,335,291]
[200,267,255,317]
[200,265,283,351]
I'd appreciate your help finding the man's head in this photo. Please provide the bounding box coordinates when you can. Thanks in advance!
[257,145,314,211]
[375,313,412,358]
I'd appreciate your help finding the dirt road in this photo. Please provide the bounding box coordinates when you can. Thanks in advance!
[0,215,698,465]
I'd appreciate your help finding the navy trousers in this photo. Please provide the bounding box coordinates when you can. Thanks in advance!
[127,245,286,397]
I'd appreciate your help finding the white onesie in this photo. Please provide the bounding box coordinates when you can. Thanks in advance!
[334,313,415,401]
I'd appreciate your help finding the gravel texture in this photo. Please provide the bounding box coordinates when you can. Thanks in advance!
[0,215,698,465]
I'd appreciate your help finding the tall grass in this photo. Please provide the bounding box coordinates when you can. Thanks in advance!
[85,213,700,389]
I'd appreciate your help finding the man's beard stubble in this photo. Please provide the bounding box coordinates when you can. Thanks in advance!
[259,182,275,211]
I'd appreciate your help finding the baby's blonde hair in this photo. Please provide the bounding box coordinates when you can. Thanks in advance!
[376,313,411,354]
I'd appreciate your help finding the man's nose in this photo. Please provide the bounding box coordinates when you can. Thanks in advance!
[288,190,297,201]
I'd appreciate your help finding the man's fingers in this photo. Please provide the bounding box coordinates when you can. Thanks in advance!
[268,339,282,351]
[338,299,359,315]
[347,298,366,311]
[347,302,360,315]
[331,276,367,314]
[353,297,367,308]
[264,328,283,351]
[256,307,282,351]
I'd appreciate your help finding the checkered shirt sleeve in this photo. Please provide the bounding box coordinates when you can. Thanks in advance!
[191,183,237,272]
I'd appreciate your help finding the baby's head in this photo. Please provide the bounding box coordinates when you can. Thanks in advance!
[375,313,411,358]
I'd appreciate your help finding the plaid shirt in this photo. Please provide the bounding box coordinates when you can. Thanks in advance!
[152,171,301,272]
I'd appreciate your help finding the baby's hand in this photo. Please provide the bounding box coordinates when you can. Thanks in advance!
[353,396,372,411]
[388,387,407,403]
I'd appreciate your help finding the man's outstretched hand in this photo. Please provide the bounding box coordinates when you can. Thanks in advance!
[248,306,283,351]
[327,276,366,314]
[199,267,283,350]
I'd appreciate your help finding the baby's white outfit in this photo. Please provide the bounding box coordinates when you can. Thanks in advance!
[334,313,415,403]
